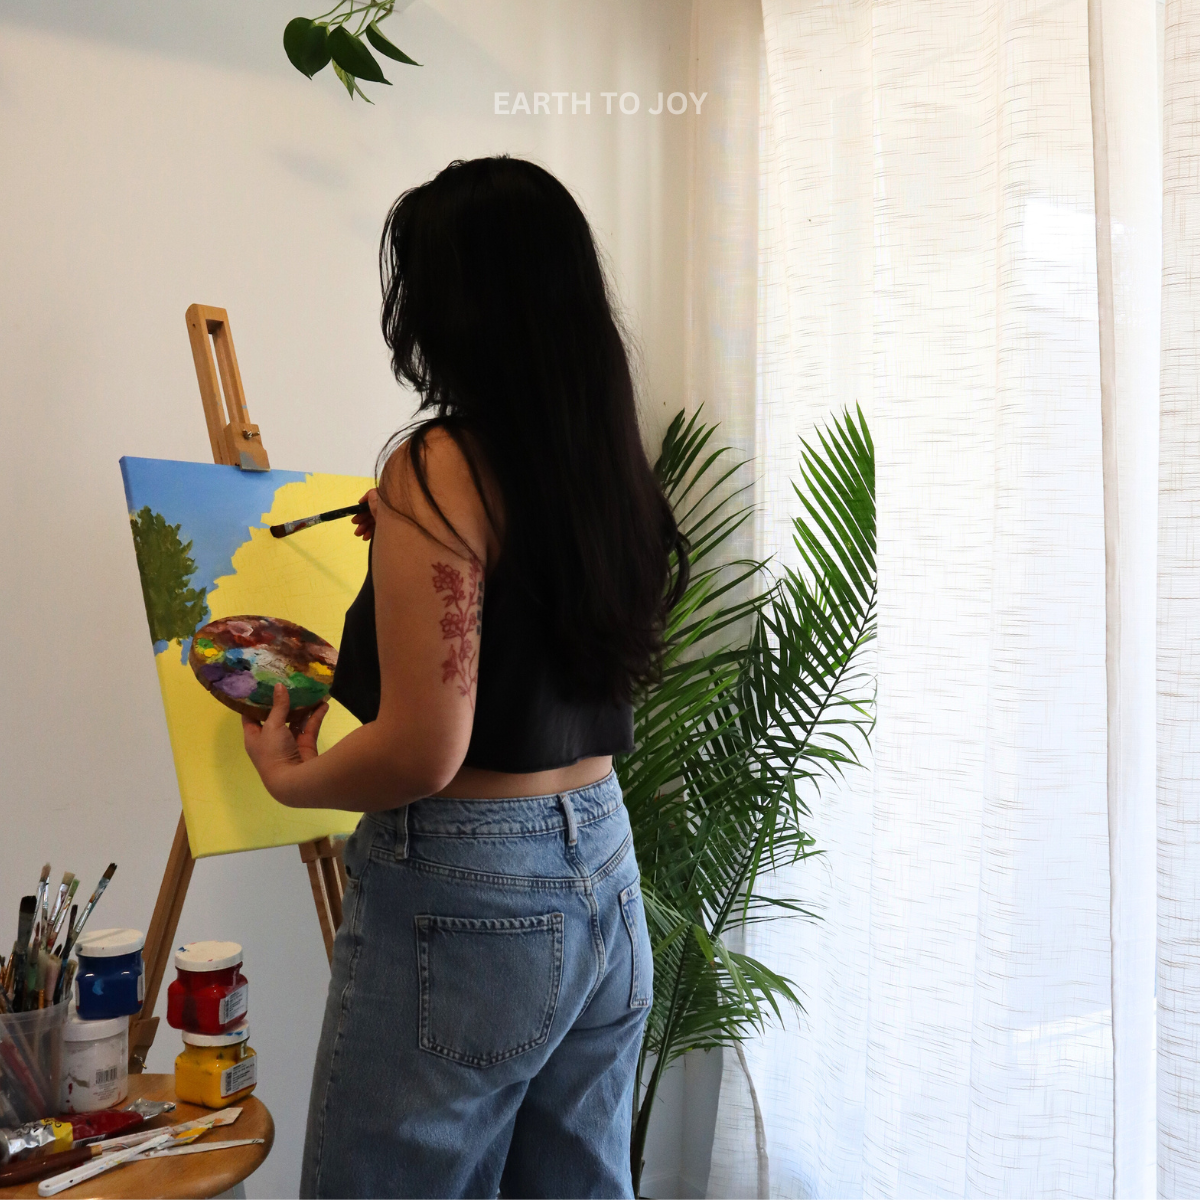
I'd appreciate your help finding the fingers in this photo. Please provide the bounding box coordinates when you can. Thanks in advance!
[265,682,290,729]
[297,703,329,761]
[353,489,378,540]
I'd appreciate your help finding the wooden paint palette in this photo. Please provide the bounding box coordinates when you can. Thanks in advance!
[188,615,337,719]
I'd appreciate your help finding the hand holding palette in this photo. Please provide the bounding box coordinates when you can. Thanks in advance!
[189,616,337,719]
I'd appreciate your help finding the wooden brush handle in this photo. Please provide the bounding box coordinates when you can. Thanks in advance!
[0,1145,93,1187]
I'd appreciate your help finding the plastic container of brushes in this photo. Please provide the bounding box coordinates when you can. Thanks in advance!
[0,1000,67,1124]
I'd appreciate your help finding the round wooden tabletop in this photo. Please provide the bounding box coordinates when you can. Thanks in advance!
[0,1072,274,1199]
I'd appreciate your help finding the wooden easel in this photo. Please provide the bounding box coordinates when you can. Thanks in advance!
[128,305,349,1073]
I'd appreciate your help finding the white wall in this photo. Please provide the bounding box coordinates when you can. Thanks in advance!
[0,4,697,1195]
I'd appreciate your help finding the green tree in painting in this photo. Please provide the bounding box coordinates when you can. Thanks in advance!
[130,506,208,645]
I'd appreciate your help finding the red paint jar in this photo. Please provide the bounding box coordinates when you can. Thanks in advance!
[165,941,249,1034]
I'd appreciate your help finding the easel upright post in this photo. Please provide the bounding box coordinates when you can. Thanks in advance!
[129,306,346,1073]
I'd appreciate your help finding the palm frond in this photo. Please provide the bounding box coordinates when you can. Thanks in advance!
[621,406,876,1194]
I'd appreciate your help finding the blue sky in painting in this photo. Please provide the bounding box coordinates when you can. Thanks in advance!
[119,457,309,653]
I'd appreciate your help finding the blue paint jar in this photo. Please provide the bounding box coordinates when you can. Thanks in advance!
[73,928,145,1020]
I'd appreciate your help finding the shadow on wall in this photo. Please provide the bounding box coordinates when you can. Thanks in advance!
[0,0,411,75]
[0,0,516,118]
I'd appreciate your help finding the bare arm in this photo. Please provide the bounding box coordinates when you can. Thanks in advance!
[242,430,492,811]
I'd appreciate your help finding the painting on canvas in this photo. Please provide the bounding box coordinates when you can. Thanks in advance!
[120,457,373,857]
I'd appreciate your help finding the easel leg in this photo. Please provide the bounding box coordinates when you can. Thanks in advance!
[131,305,341,1072]
[299,839,346,965]
[129,813,195,1072]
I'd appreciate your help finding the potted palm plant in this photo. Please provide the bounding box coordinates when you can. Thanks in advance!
[618,407,877,1195]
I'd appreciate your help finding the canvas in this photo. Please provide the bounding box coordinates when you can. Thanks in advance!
[120,456,373,857]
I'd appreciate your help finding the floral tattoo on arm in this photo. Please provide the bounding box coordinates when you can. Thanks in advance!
[432,560,483,705]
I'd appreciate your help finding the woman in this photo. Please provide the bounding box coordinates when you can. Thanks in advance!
[242,155,688,1199]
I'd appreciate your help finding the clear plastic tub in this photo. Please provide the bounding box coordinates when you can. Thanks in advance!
[0,1001,67,1124]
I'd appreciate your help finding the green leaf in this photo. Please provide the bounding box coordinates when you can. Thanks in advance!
[283,17,331,78]
[328,25,390,85]
[332,62,373,103]
[366,21,421,66]
[690,923,716,964]
[625,404,877,1196]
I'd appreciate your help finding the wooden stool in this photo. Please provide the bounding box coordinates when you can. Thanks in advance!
[0,1074,274,1199]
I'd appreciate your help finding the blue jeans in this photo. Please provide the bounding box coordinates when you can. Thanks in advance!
[300,770,652,1199]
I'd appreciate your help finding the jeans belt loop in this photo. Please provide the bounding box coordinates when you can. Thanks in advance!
[560,793,579,848]
[394,804,410,861]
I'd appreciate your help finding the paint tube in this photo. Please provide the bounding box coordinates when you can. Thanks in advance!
[0,1118,72,1165]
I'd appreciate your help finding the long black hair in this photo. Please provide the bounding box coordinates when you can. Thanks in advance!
[377,155,688,705]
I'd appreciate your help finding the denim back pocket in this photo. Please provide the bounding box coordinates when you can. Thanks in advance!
[415,913,564,1068]
[619,881,653,1010]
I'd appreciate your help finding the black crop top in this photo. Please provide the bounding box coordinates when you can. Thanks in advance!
[330,544,634,773]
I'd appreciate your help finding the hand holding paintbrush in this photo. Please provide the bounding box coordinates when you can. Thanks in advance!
[269,490,377,540]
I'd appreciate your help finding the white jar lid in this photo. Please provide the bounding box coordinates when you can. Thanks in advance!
[63,1005,129,1042]
[182,1021,250,1048]
[174,940,243,972]
[75,927,145,959]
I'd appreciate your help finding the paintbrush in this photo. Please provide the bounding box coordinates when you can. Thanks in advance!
[270,501,368,539]
[55,959,76,1009]
[53,869,112,1006]
[42,954,59,1009]
[66,863,116,952]
[30,864,50,950]
[11,896,35,1011]
[49,880,78,952]
[51,904,77,1006]
[46,873,73,946]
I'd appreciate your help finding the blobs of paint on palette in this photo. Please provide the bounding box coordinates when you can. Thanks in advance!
[188,615,337,719]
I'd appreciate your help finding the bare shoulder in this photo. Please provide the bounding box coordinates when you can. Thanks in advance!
[379,425,501,565]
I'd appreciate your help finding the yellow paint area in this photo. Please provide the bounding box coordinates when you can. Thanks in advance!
[154,473,374,857]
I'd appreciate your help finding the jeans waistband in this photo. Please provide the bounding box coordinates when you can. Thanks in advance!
[365,769,624,840]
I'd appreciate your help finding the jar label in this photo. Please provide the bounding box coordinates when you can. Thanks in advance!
[220,1055,257,1098]
[219,983,248,1026]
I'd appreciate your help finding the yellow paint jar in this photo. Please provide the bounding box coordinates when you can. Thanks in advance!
[173,1021,257,1109]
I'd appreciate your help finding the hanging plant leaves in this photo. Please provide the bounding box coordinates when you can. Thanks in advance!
[332,61,373,104]
[365,22,422,67]
[328,26,390,85]
[283,17,331,78]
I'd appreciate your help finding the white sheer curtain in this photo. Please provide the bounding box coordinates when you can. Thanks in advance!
[1159,1,1200,1195]
[699,0,1182,1194]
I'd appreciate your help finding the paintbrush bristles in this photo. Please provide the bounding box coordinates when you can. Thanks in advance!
[47,873,74,943]
[10,865,117,1012]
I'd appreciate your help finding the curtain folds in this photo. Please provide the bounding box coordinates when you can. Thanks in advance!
[1158,1,1200,1195]
[1088,0,1161,1192]
[699,0,1184,1194]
